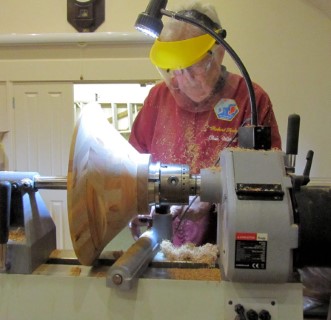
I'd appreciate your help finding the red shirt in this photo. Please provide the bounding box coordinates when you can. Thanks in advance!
[129,71,281,174]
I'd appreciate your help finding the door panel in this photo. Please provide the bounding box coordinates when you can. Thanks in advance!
[13,82,74,249]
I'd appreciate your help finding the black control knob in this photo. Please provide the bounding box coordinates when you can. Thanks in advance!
[246,309,258,320]
[259,309,271,320]
[235,304,246,320]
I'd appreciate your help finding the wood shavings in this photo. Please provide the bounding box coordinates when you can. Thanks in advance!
[9,227,25,242]
[168,268,221,281]
[160,240,219,266]
[94,271,107,278]
[112,251,124,259]
[227,147,280,152]
[69,266,82,276]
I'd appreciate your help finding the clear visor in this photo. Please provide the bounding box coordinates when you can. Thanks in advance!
[157,50,218,104]
[159,50,213,83]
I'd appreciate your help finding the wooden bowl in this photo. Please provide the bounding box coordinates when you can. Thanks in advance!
[67,103,150,265]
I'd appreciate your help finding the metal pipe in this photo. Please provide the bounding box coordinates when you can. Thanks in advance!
[106,229,159,290]
[33,176,67,190]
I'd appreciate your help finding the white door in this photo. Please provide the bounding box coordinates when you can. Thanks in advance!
[13,82,74,249]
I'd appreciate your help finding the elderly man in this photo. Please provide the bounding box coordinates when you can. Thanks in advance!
[129,1,281,246]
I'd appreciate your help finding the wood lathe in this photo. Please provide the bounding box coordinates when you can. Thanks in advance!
[0,104,330,320]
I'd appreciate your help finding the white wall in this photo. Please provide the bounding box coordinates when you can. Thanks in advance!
[0,0,144,34]
[213,1,331,179]
[0,0,330,178]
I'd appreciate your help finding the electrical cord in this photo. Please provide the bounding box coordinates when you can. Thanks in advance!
[173,195,198,234]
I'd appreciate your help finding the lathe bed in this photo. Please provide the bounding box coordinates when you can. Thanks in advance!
[0,249,303,320]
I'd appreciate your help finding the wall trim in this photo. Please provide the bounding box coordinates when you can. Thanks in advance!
[0,32,153,46]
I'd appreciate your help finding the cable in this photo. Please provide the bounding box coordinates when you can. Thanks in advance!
[173,195,198,234]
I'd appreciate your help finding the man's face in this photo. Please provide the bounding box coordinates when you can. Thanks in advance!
[164,46,224,103]
[173,52,220,102]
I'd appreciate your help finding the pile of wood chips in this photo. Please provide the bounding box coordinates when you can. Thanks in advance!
[160,240,218,266]
[160,240,220,281]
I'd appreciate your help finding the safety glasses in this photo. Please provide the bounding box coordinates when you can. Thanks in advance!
[171,50,214,77]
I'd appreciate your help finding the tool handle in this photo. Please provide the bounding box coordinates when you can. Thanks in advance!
[0,181,11,244]
[286,114,300,155]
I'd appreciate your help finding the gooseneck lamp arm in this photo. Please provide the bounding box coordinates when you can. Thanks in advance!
[135,0,258,127]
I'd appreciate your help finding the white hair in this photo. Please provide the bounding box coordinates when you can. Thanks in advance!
[160,1,221,41]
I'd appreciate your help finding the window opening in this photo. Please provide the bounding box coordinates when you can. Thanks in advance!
[74,83,154,139]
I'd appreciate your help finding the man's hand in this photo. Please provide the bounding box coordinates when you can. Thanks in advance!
[171,196,214,246]
[128,214,153,241]
[170,196,212,221]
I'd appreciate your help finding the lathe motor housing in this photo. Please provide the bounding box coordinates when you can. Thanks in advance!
[217,149,298,283]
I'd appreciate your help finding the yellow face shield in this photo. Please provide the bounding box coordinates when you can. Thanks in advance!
[150,34,217,70]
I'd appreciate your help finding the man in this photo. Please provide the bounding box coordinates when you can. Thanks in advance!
[129,2,281,246]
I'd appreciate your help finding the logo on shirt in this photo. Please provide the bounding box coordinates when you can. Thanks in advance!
[214,99,239,121]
